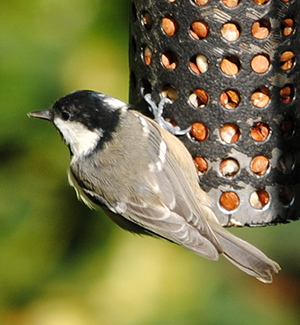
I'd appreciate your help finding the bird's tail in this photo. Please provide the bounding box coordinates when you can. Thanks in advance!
[211,225,281,283]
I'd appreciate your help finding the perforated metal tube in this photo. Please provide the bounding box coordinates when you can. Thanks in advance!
[129,0,300,226]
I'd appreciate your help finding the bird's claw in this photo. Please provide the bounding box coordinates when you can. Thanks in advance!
[144,94,191,136]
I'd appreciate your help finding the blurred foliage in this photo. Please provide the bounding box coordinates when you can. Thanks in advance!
[1,1,300,324]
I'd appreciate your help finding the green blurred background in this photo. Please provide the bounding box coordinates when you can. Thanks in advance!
[1,1,300,324]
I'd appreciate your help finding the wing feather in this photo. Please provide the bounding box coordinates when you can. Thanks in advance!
[68,108,280,282]
[70,111,222,259]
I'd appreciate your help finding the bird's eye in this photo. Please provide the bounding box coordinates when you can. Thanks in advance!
[61,111,70,121]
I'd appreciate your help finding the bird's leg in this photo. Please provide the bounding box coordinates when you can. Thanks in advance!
[144,93,191,136]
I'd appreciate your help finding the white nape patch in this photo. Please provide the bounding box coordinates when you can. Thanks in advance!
[103,96,127,110]
[54,117,103,158]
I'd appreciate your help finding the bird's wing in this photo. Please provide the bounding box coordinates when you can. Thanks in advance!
[69,111,280,282]
[72,112,222,259]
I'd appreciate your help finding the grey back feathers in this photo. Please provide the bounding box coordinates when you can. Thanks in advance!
[30,90,280,282]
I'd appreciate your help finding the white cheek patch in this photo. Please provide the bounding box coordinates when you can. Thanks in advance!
[54,118,103,158]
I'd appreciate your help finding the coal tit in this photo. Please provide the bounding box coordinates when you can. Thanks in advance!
[29,90,280,282]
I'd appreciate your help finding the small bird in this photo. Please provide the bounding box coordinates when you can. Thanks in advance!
[29,90,280,282]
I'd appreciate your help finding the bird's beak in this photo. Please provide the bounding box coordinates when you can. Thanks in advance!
[28,109,52,121]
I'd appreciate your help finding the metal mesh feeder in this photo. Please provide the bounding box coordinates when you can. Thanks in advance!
[129,0,300,227]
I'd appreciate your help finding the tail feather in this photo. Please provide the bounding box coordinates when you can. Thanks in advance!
[212,226,281,283]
